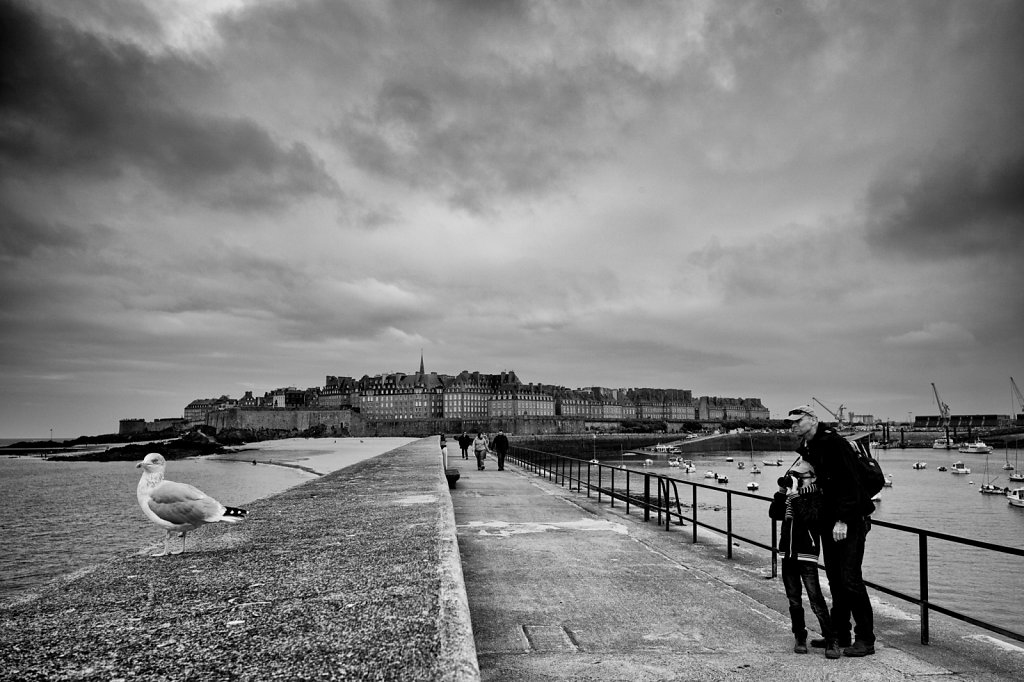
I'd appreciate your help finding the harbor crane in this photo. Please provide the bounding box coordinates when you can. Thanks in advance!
[1012,377,1024,417]
[812,397,845,425]
[931,382,951,428]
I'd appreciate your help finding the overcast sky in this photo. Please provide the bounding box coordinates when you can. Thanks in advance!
[2,0,1022,438]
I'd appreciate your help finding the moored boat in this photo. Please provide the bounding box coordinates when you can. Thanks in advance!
[1007,488,1024,508]
[950,461,971,475]
[746,481,758,491]
[912,462,927,470]
[762,458,783,466]
[980,483,1005,495]
[933,437,956,450]
[958,439,993,454]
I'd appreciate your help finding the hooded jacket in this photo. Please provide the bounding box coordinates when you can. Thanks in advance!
[769,482,824,563]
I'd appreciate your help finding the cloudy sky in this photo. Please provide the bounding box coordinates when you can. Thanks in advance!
[2,0,1022,438]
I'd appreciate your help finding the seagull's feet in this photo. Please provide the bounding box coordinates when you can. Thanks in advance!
[151,549,168,557]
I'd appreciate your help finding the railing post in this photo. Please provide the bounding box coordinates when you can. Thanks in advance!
[664,478,671,531]
[644,474,650,522]
[726,491,733,559]
[771,520,778,578]
[610,467,615,508]
[626,470,631,515]
[587,462,592,498]
[920,533,930,645]
[692,485,698,543]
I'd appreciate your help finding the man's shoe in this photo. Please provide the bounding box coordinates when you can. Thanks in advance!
[825,640,842,659]
[793,636,808,654]
[811,636,850,648]
[843,641,875,657]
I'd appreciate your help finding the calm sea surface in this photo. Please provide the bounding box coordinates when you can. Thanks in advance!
[0,449,318,602]
[583,445,1024,638]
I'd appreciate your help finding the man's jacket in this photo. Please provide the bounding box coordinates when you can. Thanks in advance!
[798,424,874,527]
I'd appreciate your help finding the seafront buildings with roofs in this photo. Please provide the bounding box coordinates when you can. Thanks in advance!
[119,354,772,437]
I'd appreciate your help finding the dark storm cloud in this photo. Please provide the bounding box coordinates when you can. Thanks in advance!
[864,149,1024,261]
[0,0,339,210]
[0,205,113,258]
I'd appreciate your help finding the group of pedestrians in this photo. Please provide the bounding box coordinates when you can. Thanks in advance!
[447,430,510,471]
[772,404,876,660]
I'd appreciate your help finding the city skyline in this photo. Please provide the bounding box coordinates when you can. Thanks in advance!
[2,2,1022,439]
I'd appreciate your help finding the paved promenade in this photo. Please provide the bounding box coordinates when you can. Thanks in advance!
[452,458,1023,681]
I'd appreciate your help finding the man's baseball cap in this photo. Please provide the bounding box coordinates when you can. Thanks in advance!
[783,405,817,421]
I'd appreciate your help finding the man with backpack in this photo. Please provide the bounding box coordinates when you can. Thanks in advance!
[784,404,876,657]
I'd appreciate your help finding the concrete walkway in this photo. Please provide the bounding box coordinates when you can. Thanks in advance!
[452,460,1023,681]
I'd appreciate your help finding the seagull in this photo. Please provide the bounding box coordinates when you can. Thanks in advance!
[136,452,247,556]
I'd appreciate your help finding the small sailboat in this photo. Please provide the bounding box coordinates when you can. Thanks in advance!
[979,455,1004,494]
[680,459,696,473]
[715,473,729,484]
[667,457,680,467]
[751,464,761,474]
[737,461,745,470]
[746,481,759,491]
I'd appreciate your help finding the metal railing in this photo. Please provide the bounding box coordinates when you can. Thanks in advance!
[508,444,1024,645]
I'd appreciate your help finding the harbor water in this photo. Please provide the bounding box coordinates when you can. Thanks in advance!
[0,437,416,603]
[598,445,1024,640]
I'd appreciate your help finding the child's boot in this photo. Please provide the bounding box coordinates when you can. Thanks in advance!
[794,635,808,654]
[825,639,842,659]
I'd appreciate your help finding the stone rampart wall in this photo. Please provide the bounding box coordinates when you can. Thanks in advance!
[205,407,352,434]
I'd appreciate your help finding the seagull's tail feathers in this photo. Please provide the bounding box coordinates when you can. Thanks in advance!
[218,506,248,523]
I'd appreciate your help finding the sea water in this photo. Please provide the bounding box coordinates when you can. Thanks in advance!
[0,454,318,601]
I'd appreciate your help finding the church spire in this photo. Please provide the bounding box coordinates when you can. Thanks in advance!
[419,349,425,375]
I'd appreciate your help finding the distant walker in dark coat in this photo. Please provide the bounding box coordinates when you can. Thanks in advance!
[458,432,472,460]
[492,430,510,471]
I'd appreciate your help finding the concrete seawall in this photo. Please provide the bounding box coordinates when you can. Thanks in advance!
[0,438,478,681]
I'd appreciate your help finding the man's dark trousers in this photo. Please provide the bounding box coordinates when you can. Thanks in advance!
[821,518,874,645]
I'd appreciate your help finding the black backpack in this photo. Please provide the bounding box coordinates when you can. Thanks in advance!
[846,434,886,498]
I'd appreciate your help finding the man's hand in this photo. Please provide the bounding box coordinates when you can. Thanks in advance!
[832,520,848,542]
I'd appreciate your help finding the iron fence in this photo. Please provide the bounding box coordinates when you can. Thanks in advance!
[508,444,1024,645]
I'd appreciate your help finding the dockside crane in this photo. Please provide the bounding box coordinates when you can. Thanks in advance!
[812,397,845,426]
[931,382,952,441]
[1012,377,1024,418]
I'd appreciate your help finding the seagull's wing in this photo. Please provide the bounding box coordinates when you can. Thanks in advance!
[146,480,226,526]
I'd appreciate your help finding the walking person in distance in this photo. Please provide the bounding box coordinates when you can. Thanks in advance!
[492,430,509,471]
[458,432,472,460]
[472,431,489,471]
[785,405,876,657]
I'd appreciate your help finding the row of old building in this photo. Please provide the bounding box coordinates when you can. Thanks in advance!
[178,364,769,425]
